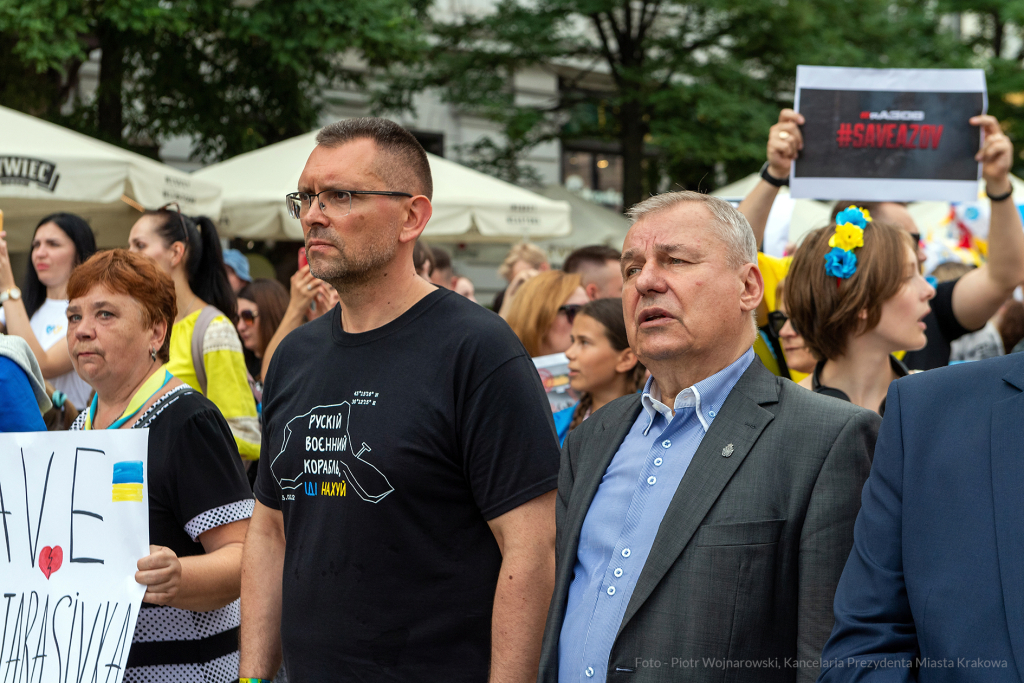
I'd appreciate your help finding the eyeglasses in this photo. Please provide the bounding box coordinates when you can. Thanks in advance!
[909,232,922,246]
[285,190,413,220]
[239,309,259,326]
[158,202,188,248]
[767,310,794,338]
[559,304,582,324]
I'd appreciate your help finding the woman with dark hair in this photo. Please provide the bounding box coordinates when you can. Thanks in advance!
[0,212,96,407]
[236,278,288,385]
[553,298,646,445]
[129,207,261,461]
[784,206,935,414]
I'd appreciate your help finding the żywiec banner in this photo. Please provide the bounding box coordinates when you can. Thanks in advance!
[0,430,149,683]
[791,66,987,202]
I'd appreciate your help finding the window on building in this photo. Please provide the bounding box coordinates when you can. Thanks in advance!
[562,149,623,211]
[410,131,444,157]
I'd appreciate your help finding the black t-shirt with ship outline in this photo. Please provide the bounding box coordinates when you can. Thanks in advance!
[255,289,559,682]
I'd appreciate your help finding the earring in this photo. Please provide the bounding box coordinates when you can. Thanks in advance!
[150,348,157,361]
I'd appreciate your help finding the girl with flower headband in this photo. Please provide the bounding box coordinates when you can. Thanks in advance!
[783,207,935,415]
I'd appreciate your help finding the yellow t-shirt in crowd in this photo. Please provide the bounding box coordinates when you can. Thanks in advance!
[754,253,810,382]
[758,252,792,313]
[166,309,261,460]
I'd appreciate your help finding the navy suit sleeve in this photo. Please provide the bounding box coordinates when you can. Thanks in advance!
[818,381,918,682]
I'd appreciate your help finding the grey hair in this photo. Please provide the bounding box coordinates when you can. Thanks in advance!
[626,191,758,268]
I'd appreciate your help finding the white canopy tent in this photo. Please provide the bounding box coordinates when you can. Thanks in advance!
[0,105,221,251]
[532,185,630,264]
[193,131,571,243]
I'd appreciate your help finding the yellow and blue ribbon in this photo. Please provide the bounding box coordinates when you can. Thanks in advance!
[84,369,172,430]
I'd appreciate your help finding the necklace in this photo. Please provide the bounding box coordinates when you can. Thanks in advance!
[85,369,172,430]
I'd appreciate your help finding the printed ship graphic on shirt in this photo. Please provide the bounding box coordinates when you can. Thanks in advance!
[272,401,394,503]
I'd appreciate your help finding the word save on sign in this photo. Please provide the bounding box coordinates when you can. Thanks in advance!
[791,65,987,202]
[836,121,943,150]
[0,430,149,683]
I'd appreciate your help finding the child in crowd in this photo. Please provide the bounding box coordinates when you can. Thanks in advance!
[554,298,645,445]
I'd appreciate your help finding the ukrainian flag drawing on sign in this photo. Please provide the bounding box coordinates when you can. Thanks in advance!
[112,461,144,502]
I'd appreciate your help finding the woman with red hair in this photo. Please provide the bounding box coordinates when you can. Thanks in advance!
[67,249,252,683]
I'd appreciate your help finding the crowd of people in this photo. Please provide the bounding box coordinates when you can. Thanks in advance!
[0,110,1022,683]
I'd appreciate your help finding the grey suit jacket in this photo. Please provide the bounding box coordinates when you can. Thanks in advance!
[538,359,880,683]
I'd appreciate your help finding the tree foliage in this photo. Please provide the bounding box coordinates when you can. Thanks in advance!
[0,0,426,160]
[385,0,969,206]
[940,1,1024,175]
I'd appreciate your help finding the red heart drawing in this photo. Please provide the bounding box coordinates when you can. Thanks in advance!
[39,546,63,579]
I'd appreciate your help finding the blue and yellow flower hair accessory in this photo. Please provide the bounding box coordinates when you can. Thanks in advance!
[825,206,870,280]
[834,206,872,229]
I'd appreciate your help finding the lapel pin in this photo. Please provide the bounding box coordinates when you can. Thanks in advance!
[722,443,734,458]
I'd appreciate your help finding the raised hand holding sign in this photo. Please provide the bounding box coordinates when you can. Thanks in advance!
[791,66,987,202]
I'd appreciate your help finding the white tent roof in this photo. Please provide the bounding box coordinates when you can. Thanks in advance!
[193,131,571,243]
[0,105,221,250]
[532,185,630,263]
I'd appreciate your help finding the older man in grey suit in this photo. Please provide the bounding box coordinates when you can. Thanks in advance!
[538,191,879,683]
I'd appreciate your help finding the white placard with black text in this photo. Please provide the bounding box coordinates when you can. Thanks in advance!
[791,65,987,202]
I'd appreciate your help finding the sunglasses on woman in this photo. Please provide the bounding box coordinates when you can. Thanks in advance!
[559,304,582,324]
[767,310,795,338]
[239,309,259,325]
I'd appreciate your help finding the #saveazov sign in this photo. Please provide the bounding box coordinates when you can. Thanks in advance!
[1,431,149,683]
[791,66,987,202]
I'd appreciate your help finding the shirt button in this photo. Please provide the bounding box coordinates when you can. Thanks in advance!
[661,439,671,448]
[622,548,631,558]
[708,410,717,418]
[654,457,663,466]
[614,567,623,577]
[585,667,595,678]
[647,476,657,486]
[607,586,616,596]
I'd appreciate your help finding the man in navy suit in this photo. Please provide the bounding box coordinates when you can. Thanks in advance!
[819,352,1024,682]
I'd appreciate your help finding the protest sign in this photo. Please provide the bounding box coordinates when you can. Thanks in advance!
[791,66,987,202]
[533,353,577,412]
[0,430,149,683]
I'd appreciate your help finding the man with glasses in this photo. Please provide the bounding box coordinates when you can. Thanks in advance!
[739,109,1024,371]
[240,118,560,683]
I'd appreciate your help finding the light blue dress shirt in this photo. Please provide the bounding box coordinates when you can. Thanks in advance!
[558,347,755,682]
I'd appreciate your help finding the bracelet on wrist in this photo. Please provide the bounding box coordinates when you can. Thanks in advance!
[987,184,1013,202]
[239,678,274,683]
[759,161,789,188]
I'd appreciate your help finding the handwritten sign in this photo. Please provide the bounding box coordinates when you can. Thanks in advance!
[792,66,987,202]
[0,430,149,683]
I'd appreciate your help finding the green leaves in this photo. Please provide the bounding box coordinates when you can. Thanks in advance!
[0,0,427,160]
[0,0,91,72]
[395,0,976,206]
